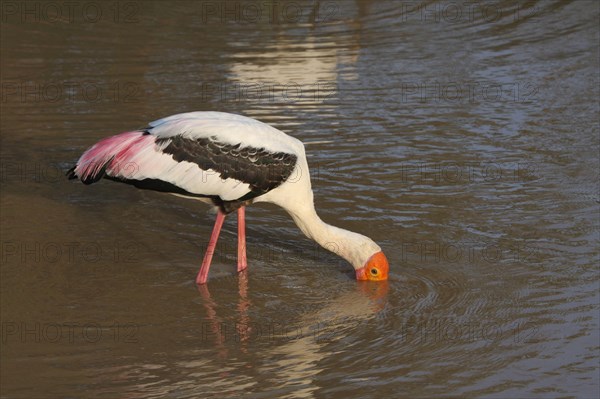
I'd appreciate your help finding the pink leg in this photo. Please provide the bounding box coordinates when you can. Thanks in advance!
[196,211,226,285]
[237,206,248,272]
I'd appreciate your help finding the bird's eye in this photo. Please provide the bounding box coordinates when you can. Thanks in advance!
[370,268,378,276]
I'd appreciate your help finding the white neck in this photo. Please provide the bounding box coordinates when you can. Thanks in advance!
[256,156,380,269]
[284,199,381,269]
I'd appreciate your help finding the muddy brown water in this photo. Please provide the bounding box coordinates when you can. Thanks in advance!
[1,1,599,398]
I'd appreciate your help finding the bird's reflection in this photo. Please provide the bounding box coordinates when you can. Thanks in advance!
[197,272,389,351]
[193,272,390,394]
[236,271,251,349]
[197,270,251,358]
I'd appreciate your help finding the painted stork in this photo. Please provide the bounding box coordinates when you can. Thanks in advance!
[67,112,389,284]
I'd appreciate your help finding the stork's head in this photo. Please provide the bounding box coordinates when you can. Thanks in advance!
[355,251,389,281]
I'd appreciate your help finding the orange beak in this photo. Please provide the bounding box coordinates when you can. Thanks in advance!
[355,251,389,281]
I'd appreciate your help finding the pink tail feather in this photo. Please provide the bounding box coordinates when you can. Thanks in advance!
[68,131,153,183]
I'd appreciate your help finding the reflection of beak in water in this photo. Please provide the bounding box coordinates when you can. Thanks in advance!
[356,280,390,313]
[301,280,390,327]
[197,271,251,358]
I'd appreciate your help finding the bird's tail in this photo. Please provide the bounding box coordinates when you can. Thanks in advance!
[66,131,150,184]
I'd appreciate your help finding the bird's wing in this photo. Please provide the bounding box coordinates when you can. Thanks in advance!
[69,113,299,202]
[147,111,303,154]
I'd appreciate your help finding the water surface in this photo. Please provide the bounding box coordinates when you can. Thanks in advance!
[1,1,599,397]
